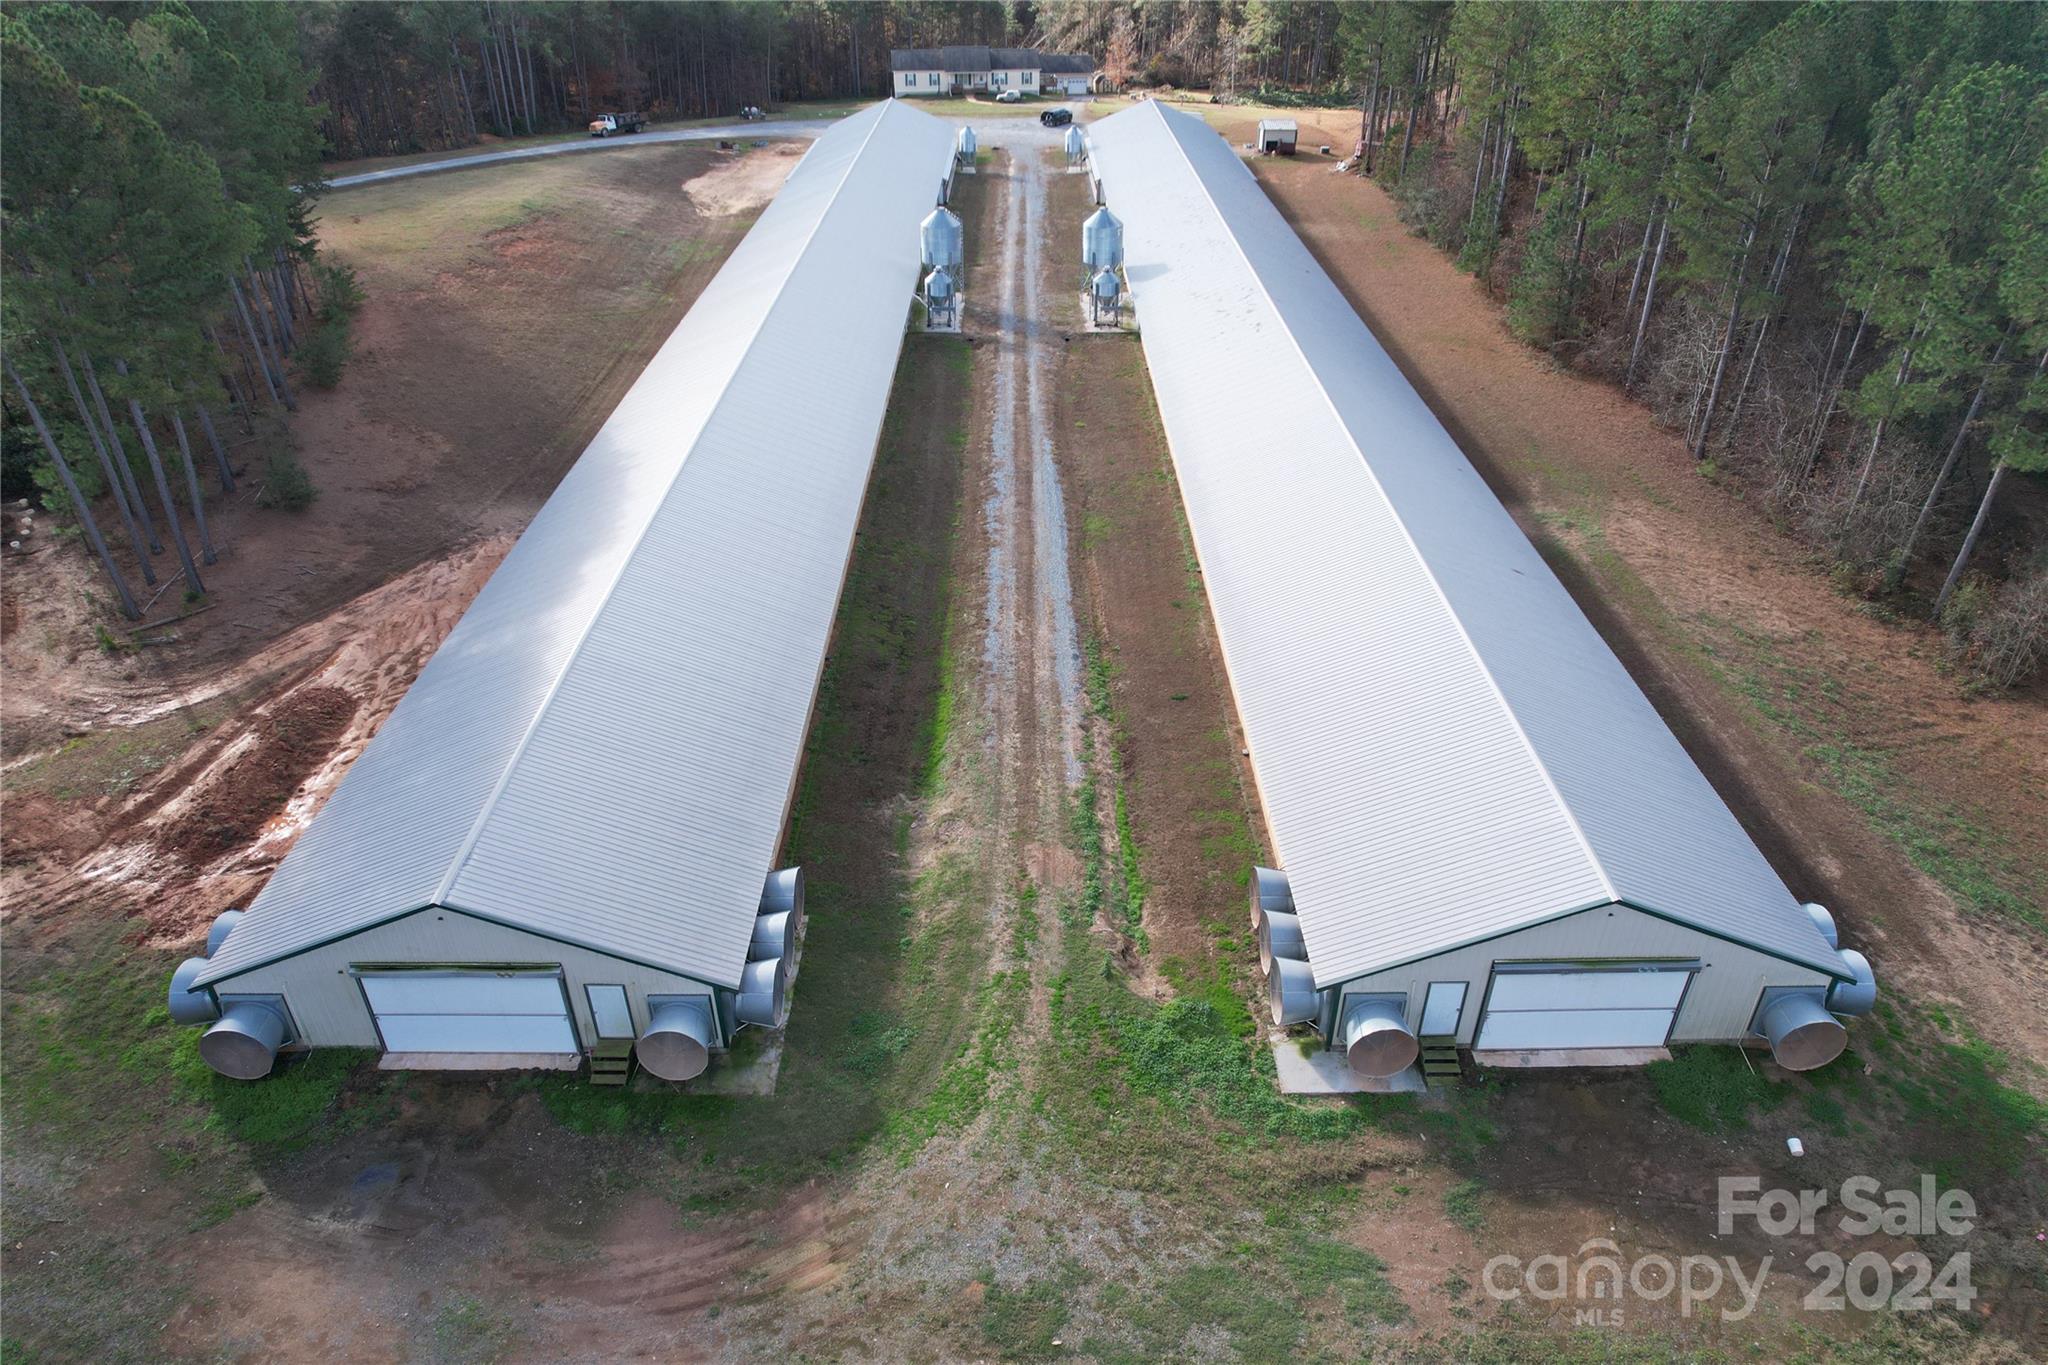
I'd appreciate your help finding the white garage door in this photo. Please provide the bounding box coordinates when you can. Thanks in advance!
[361,972,579,1054]
[1474,966,1689,1050]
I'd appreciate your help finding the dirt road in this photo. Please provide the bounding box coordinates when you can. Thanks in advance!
[320,120,829,189]
[978,125,1087,832]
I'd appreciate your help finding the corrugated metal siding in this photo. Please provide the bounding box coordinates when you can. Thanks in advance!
[1335,906,1833,1044]
[222,909,712,1048]
[1086,100,1848,986]
[200,101,955,992]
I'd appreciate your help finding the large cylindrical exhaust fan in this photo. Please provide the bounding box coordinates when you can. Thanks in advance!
[1249,865,1292,932]
[199,1000,290,1080]
[1760,903,1878,1071]
[1256,909,1305,976]
[1268,956,1318,1026]
[166,908,246,1029]
[1761,993,1848,1071]
[168,956,220,1026]
[736,957,788,1029]
[205,908,247,956]
[1827,949,1877,1016]
[1252,864,1321,1027]
[1340,997,1420,1079]
[638,998,716,1082]
[733,867,802,1031]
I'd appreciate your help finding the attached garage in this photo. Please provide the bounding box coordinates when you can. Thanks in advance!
[1088,100,1879,1084]
[166,102,959,1083]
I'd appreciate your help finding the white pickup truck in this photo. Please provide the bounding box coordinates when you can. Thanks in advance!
[588,112,647,137]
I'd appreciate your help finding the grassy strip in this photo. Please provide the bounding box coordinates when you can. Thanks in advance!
[1647,1003,2042,1192]
[2,916,382,1155]
[1695,616,2044,932]
[1079,638,1147,946]
[529,336,986,1190]
[1081,1233,1404,1362]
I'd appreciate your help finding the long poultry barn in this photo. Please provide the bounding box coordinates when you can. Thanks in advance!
[169,101,957,1082]
[1085,100,1877,1082]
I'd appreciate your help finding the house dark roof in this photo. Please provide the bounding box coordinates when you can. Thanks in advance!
[890,46,1097,73]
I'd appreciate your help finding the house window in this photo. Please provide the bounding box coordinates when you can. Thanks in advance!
[1024,71,1036,85]
[929,72,940,87]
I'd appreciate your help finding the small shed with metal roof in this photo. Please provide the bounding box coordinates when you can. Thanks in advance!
[168,100,958,1082]
[1084,100,1876,1082]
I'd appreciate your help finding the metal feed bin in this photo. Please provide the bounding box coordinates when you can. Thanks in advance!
[923,266,957,326]
[956,125,977,164]
[920,206,963,270]
[1082,206,1124,272]
[1064,124,1086,165]
[1090,267,1122,325]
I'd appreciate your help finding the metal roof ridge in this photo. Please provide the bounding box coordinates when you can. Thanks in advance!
[428,101,902,921]
[1145,102,1623,922]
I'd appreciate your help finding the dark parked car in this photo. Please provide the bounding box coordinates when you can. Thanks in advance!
[1040,107,1074,128]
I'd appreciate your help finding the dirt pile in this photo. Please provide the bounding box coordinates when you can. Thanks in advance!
[682,141,803,217]
[157,686,358,867]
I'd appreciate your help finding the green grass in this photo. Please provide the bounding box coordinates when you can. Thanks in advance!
[982,1267,1077,1359]
[172,1039,382,1149]
[515,330,986,1192]
[429,1295,521,1364]
[1442,1177,1486,1231]
[1644,1046,1783,1134]
[1693,617,2044,933]
[4,696,241,802]
[1086,1233,1402,1362]
[1,914,381,1153]
[881,958,1025,1159]
[1080,638,1149,946]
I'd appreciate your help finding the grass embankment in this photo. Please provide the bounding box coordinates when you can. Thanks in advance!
[4,694,243,802]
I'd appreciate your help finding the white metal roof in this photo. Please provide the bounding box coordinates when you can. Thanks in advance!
[201,101,957,992]
[1086,101,1851,987]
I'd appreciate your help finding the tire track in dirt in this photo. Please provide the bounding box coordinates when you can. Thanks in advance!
[979,135,1086,873]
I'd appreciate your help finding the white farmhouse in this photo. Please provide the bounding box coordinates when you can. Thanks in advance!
[890,46,1100,98]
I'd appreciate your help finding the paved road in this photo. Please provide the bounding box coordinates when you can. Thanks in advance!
[320,121,832,190]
